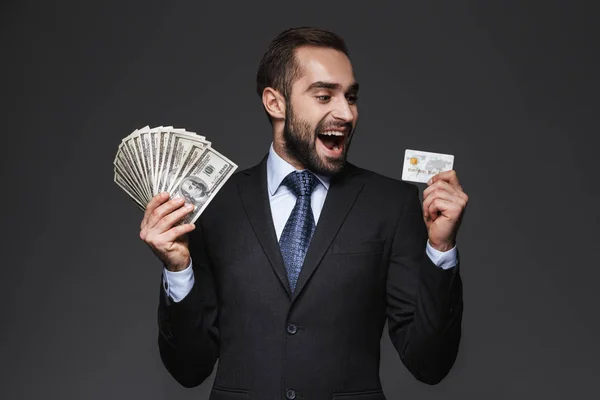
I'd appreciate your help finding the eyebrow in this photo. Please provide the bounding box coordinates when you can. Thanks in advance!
[306,81,360,93]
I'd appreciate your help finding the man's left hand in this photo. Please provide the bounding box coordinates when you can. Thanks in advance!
[422,170,469,252]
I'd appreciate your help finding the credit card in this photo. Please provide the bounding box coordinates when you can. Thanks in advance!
[401,149,455,183]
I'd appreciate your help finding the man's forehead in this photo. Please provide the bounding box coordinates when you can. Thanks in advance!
[293,46,356,89]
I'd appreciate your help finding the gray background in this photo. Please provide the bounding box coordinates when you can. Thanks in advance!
[2,0,598,399]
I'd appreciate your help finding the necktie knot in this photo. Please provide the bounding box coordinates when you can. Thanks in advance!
[282,170,318,198]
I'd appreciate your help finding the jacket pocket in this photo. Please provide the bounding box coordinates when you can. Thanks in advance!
[333,389,385,399]
[331,240,385,255]
[210,385,251,400]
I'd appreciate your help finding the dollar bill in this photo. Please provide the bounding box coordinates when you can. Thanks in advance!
[127,128,152,201]
[139,128,156,196]
[152,127,171,194]
[148,126,162,195]
[114,170,145,211]
[158,129,209,193]
[170,146,237,224]
[162,133,209,194]
[114,125,237,222]
[121,127,151,202]
[113,149,145,204]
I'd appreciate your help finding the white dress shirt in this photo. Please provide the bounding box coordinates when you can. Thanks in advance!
[163,143,458,302]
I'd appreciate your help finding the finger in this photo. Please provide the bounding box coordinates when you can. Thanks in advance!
[147,197,187,229]
[142,192,170,229]
[427,170,460,188]
[427,198,455,220]
[153,203,195,234]
[423,180,460,200]
[159,223,196,243]
[423,189,458,219]
[430,195,466,219]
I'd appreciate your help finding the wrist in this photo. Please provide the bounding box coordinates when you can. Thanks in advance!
[165,256,191,273]
[428,239,455,252]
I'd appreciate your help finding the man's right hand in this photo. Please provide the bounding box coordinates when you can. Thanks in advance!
[140,192,196,272]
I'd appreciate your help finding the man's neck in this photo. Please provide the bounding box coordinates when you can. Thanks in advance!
[272,141,305,171]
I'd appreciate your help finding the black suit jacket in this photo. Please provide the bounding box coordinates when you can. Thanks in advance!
[157,156,463,400]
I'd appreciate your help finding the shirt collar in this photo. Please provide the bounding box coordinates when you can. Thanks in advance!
[267,142,331,196]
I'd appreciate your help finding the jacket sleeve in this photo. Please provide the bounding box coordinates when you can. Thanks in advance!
[157,220,220,388]
[386,184,463,385]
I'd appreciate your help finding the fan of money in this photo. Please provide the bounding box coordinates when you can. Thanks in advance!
[113,125,238,224]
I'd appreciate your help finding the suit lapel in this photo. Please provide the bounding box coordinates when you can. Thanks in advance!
[292,164,365,303]
[238,156,292,298]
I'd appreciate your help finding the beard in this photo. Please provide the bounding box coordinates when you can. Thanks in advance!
[282,102,354,177]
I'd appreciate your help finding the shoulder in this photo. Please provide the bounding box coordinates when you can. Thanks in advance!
[200,159,265,211]
[213,159,263,192]
[335,163,422,229]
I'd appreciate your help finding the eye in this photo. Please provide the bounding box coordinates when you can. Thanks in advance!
[346,94,358,104]
[316,95,331,102]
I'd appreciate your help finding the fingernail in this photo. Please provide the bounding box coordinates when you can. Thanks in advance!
[427,178,432,185]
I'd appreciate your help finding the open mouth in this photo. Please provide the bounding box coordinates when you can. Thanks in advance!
[317,130,346,157]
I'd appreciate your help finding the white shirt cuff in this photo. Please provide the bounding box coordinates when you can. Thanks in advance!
[426,240,458,270]
[162,259,195,303]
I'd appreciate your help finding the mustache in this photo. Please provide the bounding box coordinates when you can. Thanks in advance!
[316,122,353,133]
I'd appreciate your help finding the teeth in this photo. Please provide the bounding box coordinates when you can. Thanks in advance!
[320,131,345,136]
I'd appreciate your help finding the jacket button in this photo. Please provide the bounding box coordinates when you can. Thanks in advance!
[285,389,296,399]
[287,323,298,335]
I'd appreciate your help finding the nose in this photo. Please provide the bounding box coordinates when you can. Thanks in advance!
[331,96,355,124]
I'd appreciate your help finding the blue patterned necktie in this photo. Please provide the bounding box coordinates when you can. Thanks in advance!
[279,170,318,293]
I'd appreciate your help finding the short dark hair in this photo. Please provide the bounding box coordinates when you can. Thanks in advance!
[256,27,350,103]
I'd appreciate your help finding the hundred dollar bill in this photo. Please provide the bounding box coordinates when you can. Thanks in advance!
[157,129,192,194]
[143,126,169,196]
[166,141,213,195]
[162,133,210,194]
[122,127,151,202]
[121,142,148,203]
[113,146,140,198]
[114,149,145,204]
[139,128,156,196]
[157,129,176,194]
[114,168,144,207]
[114,171,145,211]
[148,126,163,195]
[129,127,152,200]
[152,127,173,194]
[170,147,237,224]
[114,125,233,214]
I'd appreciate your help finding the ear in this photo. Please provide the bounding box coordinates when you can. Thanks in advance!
[262,87,286,120]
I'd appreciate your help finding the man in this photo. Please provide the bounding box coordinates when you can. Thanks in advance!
[179,176,210,210]
[140,27,468,399]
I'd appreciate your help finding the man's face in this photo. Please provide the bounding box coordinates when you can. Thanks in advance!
[282,46,359,176]
[185,180,205,198]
